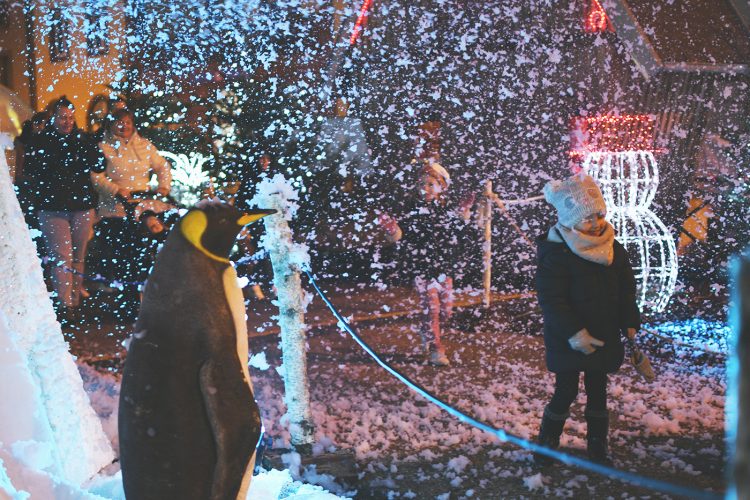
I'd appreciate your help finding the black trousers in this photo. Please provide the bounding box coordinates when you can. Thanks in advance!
[548,370,608,415]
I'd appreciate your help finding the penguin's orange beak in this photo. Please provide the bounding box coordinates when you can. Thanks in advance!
[237,209,277,226]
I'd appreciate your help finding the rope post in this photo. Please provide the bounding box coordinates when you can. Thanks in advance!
[482,180,493,309]
[730,252,750,498]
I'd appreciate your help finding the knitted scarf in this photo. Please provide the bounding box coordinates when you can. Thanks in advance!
[550,221,615,266]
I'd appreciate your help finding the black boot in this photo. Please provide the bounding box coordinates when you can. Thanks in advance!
[586,410,611,464]
[534,406,568,466]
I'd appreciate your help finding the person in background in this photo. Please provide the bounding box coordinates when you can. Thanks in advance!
[90,97,129,143]
[534,173,640,465]
[12,111,49,228]
[12,111,49,183]
[23,96,105,321]
[387,160,461,367]
[91,108,171,313]
[92,108,171,220]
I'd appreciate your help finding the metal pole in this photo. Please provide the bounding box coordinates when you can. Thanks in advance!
[483,180,493,309]
[730,252,750,498]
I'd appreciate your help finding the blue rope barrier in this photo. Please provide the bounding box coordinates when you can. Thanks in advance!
[44,256,146,288]
[304,270,721,500]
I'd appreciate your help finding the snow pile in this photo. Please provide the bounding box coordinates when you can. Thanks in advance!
[250,351,272,371]
[79,467,348,500]
[248,468,346,499]
[522,472,545,491]
[644,319,730,355]
[248,320,726,495]
[0,152,115,495]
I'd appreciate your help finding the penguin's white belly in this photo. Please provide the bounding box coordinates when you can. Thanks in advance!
[222,265,252,384]
[221,265,256,499]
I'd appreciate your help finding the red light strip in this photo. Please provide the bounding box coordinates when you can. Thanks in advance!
[570,114,657,155]
[350,0,374,45]
[584,0,609,33]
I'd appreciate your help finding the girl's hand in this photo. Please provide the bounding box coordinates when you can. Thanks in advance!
[378,213,399,235]
[378,213,402,243]
[568,328,604,355]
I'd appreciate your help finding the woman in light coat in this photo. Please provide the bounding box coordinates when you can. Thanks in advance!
[92,108,171,308]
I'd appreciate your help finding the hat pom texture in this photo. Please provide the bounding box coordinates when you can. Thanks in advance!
[543,173,607,227]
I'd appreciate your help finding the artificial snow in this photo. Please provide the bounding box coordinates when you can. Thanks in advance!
[0,150,115,493]
[522,472,545,491]
[251,174,315,447]
[245,319,726,496]
[77,467,348,500]
[250,351,272,371]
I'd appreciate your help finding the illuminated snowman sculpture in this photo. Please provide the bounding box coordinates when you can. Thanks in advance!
[572,115,678,312]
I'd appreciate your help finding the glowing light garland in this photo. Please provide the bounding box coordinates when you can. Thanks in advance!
[576,116,678,312]
[349,0,373,45]
[159,151,211,207]
[570,114,656,160]
[584,0,610,33]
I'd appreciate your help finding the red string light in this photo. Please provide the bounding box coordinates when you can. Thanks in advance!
[350,0,374,46]
[584,0,610,33]
[569,115,656,159]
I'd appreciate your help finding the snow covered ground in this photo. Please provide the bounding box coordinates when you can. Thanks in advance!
[76,315,727,499]
[75,363,347,500]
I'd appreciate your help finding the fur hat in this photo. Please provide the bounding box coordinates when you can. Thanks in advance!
[543,173,607,227]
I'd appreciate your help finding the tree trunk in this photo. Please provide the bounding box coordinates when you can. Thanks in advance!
[255,176,315,451]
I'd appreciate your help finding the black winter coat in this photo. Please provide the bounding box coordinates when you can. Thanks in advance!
[535,234,641,374]
[23,127,105,211]
[398,198,465,281]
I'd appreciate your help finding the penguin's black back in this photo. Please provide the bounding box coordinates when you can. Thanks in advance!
[119,229,257,499]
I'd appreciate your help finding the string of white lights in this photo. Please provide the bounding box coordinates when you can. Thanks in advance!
[584,151,678,312]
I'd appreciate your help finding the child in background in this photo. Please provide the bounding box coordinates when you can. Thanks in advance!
[386,159,462,366]
[139,210,166,236]
[534,173,640,465]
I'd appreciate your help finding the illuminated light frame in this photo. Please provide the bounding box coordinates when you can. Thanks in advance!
[583,151,678,312]
[584,0,610,33]
[159,151,212,207]
[349,0,373,45]
[574,115,678,312]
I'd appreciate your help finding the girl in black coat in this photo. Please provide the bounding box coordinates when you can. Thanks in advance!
[23,96,105,319]
[535,173,640,465]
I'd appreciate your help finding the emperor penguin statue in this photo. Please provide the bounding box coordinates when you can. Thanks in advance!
[119,199,276,500]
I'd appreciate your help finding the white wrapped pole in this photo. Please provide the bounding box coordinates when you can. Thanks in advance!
[251,175,315,450]
[482,180,493,309]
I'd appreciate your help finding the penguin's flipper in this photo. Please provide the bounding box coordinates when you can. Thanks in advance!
[199,360,262,500]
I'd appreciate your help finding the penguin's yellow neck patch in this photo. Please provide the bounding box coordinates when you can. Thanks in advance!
[180,210,230,264]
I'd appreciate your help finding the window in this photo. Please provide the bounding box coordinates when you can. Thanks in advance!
[49,8,71,62]
[86,5,110,56]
